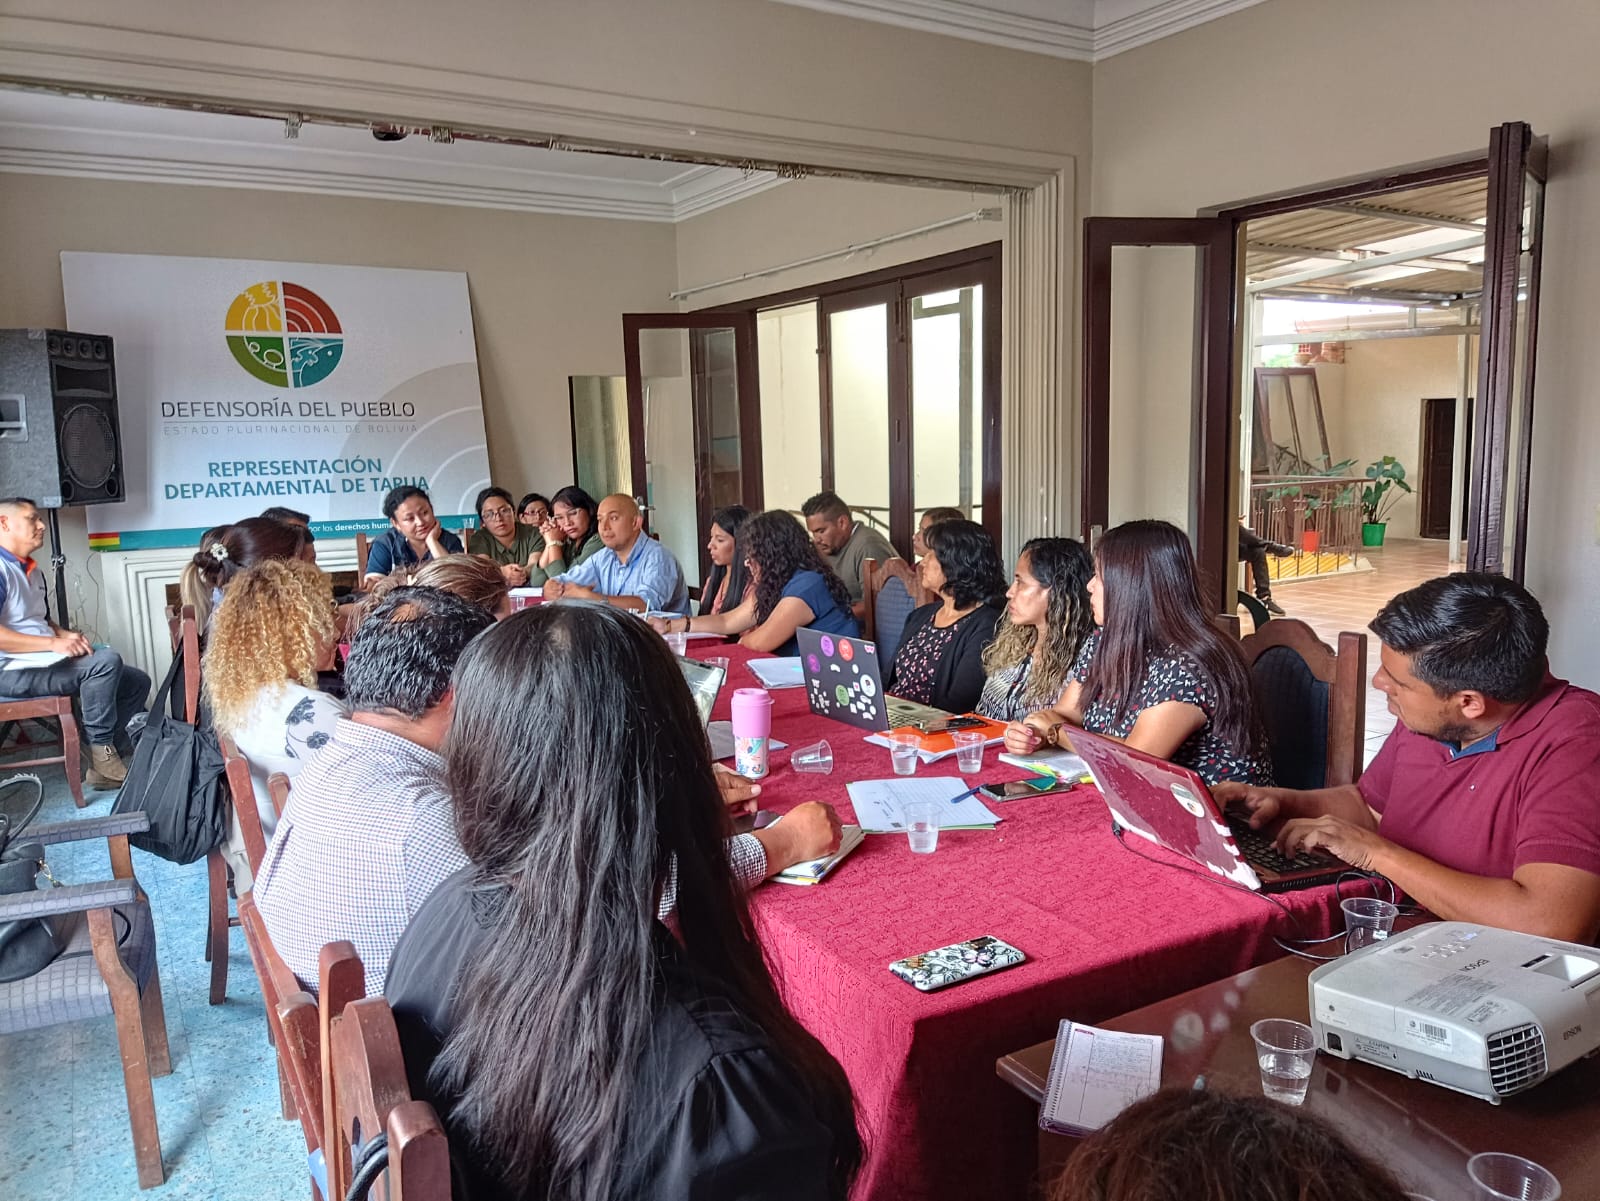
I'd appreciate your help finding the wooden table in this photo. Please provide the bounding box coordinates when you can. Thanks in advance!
[997,953,1600,1201]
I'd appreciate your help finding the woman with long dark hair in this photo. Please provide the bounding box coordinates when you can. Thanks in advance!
[653,510,857,654]
[885,519,1006,713]
[1002,519,1272,785]
[385,605,862,1201]
[977,537,1095,723]
[534,484,602,573]
[699,503,752,616]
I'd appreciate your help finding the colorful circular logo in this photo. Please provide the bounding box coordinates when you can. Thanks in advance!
[225,281,344,388]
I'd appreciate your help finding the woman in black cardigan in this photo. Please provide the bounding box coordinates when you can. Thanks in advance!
[887,519,1006,713]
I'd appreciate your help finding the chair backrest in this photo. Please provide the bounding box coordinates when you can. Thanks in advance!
[1240,618,1367,789]
[219,734,270,873]
[320,940,370,1194]
[266,770,292,820]
[328,997,452,1201]
[179,604,202,725]
[355,532,370,578]
[863,557,934,671]
[238,894,330,1163]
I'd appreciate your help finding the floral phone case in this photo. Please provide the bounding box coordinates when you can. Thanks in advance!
[888,935,1026,992]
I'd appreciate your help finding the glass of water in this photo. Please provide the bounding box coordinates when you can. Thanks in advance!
[1250,1018,1316,1105]
[952,730,986,773]
[889,732,921,775]
[664,630,688,656]
[1342,897,1399,954]
[1467,1153,1561,1201]
[904,799,939,854]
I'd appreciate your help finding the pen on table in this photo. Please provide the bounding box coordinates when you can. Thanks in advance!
[947,783,984,806]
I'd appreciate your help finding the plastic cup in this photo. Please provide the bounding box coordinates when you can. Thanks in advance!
[904,799,939,854]
[952,730,986,773]
[889,732,921,776]
[664,630,688,656]
[706,655,730,679]
[1467,1153,1561,1201]
[1250,1018,1316,1105]
[791,739,833,774]
[1342,897,1400,955]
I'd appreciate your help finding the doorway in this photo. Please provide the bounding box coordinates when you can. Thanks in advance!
[1419,396,1473,540]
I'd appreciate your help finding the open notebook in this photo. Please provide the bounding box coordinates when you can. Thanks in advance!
[772,823,865,885]
[1040,1020,1163,1135]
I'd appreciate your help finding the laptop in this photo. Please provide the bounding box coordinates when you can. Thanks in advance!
[676,654,726,729]
[796,626,950,732]
[1065,727,1346,893]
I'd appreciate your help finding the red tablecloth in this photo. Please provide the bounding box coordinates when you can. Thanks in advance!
[697,644,1341,1201]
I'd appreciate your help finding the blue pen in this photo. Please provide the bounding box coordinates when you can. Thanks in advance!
[948,783,985,806]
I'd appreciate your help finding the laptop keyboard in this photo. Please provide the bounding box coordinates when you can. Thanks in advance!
[1227,816,1337,874]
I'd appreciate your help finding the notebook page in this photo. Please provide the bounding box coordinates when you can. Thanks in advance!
[1041,1021,1163,1134]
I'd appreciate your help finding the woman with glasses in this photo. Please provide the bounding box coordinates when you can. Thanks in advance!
[518,492,551,527]
[652,510,856,655]
[468,486,547,588]
[534,484,603,574]
[385,605,862,1201]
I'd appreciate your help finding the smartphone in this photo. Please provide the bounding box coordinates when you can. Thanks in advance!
[977,776,1076,801]
[917,715,988,733]
[888,935,1026,992]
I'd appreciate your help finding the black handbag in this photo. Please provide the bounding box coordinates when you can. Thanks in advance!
[110,640,228,865]
[0,772,76,983]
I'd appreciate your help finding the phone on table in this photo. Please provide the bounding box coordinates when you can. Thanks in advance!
[916,715,988,733]
[888,935,1026,992]
[977,776,1077,802]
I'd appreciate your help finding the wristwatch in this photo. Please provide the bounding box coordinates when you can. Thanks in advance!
[1042,721,1065,747]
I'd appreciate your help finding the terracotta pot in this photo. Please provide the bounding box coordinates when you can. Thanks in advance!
[1301,529,1322,554]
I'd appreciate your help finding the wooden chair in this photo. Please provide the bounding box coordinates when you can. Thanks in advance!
[238,894,365,1200]
[0,809,172,1188]
[327,996,452,1201]
[862,557,935,673]
[0,695,85,809]
[219,734,270,876]
[1240,618,1367,789]
[267,770,293,820]
[355,532,370,578]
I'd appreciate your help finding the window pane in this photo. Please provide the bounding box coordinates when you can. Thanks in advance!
[829,303,890,536]
[569,376,629,500]
[638,327,704,587]
[910,284,982,527]
[758,302,822,514]
[694,327,743,512]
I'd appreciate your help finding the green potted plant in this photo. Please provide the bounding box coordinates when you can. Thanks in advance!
[1360,456,1412,547]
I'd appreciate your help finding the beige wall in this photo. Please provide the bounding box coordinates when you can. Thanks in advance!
[1093,0,1600,684]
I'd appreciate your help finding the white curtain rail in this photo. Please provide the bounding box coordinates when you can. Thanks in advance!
[669,207,1004,301]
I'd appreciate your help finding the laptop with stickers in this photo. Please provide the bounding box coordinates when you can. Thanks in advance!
[795,626,950,733]
[1065,727,1346,893]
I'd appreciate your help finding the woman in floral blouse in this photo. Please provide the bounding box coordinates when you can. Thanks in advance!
[1002,520,1272,786]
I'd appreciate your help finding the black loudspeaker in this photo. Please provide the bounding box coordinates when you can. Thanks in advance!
[0,328,124,507]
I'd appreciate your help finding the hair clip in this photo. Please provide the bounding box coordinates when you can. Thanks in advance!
[209,542,230,563]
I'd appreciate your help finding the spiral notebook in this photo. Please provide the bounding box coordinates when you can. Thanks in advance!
[1039,1020,1164,1136]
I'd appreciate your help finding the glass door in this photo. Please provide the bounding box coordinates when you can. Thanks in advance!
[820,285,897,549]
[1081,217,1236,611]
[622,313,760,587]
[1468,121,1547,579]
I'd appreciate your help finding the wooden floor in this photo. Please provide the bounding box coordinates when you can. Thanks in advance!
[1249,538,1458,766]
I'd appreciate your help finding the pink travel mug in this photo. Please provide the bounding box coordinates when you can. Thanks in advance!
[730,687,774,779]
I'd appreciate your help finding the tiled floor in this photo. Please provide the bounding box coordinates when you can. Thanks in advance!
[0,772,302,1201]
[1252,537,1459,766]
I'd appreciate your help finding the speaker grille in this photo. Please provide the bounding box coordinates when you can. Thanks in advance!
[58,403,119,494]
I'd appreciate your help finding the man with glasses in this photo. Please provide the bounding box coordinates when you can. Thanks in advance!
[0,497,151,788]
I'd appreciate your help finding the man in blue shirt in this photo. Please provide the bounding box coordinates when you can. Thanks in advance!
[0,497,150,788]
[543,494,687,613]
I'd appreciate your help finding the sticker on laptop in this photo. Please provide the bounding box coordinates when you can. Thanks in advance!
[1169,783,1207,818]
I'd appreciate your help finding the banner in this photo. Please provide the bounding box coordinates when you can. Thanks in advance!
[61,252,491,550]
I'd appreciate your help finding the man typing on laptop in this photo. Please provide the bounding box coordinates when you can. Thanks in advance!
[1218,574,1600,944]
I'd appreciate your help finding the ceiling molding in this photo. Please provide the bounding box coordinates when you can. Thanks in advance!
[767,0,1270,61]
[0,99,785,221]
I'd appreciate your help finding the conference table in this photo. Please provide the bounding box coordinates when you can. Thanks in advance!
[996,953,1600,1201]
[696,643,1348,1201]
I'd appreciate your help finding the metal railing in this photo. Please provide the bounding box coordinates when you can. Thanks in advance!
[1249,476,1363,566]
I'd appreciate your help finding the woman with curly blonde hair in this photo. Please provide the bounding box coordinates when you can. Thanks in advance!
[204,557,347,889]
[977,537,1095,722]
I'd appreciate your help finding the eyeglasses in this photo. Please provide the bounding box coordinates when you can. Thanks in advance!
[481,507,515,520]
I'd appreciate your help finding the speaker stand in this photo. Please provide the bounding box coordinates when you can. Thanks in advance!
[44,507,71,631]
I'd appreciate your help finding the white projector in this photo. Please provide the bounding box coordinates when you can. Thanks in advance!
[1308,922,1600,1103]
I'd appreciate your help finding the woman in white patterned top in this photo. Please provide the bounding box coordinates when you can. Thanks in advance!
[976,537,1095,723]
[203,557,347,890]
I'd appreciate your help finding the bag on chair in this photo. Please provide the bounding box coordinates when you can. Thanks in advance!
[111,641,228,865]
[0,772,77,983]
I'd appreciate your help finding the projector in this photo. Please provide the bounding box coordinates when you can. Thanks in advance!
[1308,922,1600,1103]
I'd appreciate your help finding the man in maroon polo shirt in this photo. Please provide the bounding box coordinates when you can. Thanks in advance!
[1217,573,1600,943]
